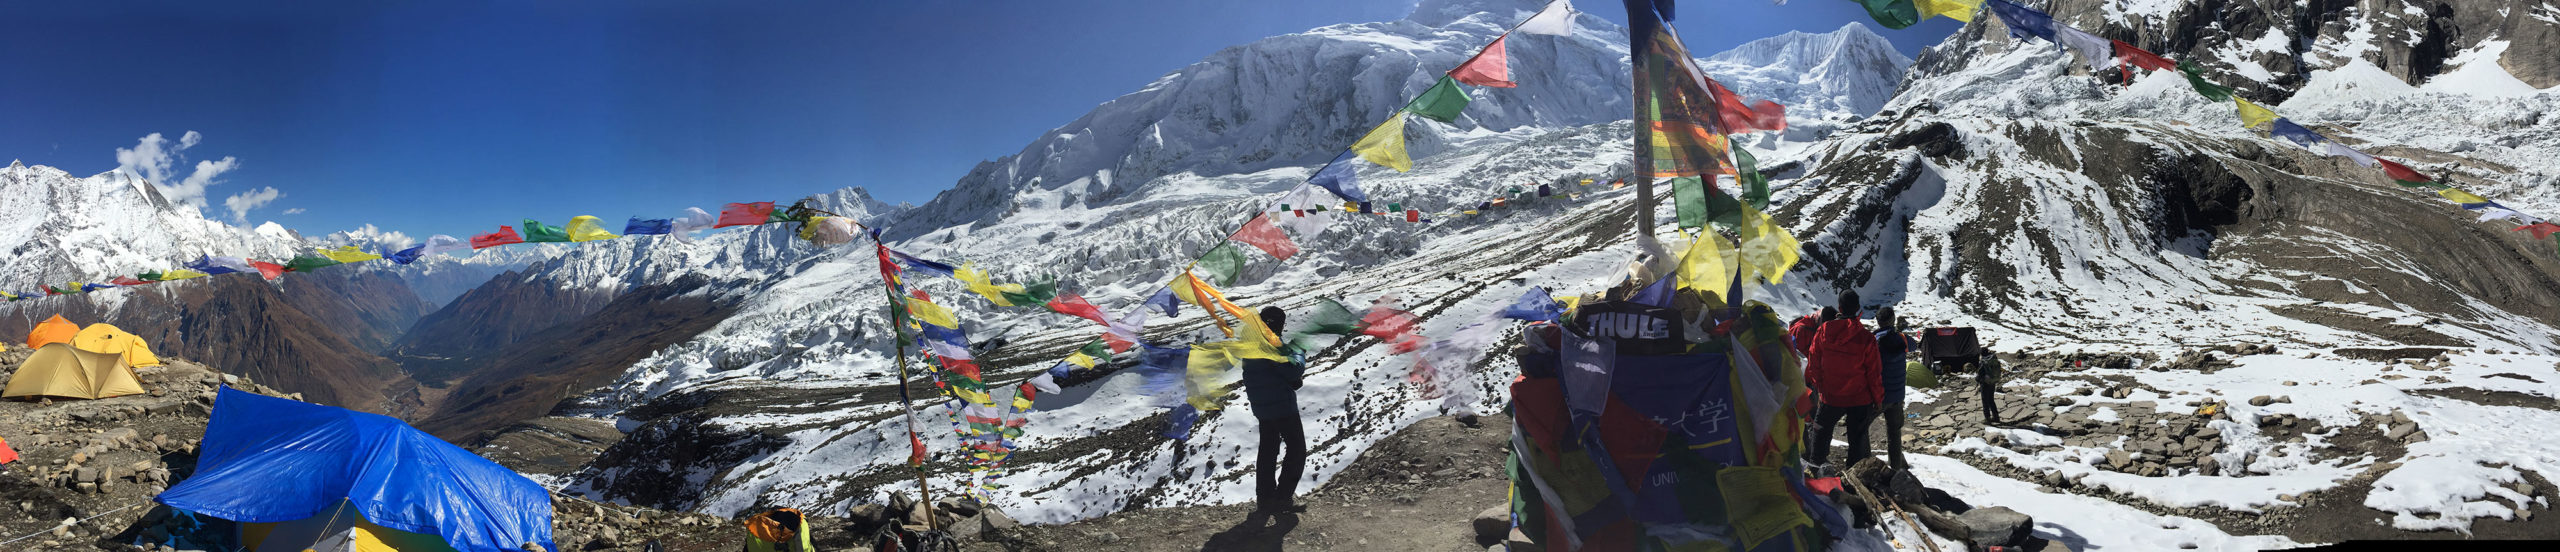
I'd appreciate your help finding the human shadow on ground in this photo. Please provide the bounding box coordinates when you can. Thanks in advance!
[1200,511,1300,552]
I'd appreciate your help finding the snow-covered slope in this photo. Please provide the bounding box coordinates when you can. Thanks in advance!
[0,161,303,287]
[1703,22,1913,122]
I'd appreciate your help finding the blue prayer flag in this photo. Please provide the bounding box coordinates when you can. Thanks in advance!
[1163,404,1202,440]
[1989,0,2056,42]
[1146,288,1181,317]
[387,245,426,265]
[1631,276,1676,308]
[624,217,673,235]
[2270,118,2329,150]
[1501,287,1565,322]
[1308,151,1368,203]
[892,251,958,277]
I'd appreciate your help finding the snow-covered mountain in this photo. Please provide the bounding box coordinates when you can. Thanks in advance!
[1703,22,1913,122]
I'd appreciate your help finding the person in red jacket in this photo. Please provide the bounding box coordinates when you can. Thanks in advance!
[1804,292,1881,475]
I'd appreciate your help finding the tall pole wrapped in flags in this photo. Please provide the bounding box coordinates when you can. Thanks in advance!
[871,237,942,531]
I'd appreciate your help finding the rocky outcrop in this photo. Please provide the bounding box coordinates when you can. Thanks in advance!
[417,274,738,441]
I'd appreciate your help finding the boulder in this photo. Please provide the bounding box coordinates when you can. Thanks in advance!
[1473,505,1511,543]
[848,504,887,527]
[2247,395,2273,407]
[1957,506,2034,549]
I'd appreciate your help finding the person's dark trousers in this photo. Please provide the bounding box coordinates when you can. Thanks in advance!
[1805,403,1876,469]
[1256,414,1308,510]
[1883,402,1906,471]
[1977,365,1999,425]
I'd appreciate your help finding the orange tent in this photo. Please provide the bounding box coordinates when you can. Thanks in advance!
[25,314,78,349]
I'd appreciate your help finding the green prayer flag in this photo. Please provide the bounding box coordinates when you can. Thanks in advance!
[2178,60,2236,102]
[1405,75,1472,124]
[1672,177,1710,230]
[999,276,1060,306]
[885,290,914,348]
[1196,243,1247,286]
[522,219,572,243]
[139,271,166,282]
[1853,0,1923,29]
[1387,202,1401,212]
[1080,340,1110,359]
[283,254,341,272]
[1297,297,1363,336]
[1734,147,1770,209]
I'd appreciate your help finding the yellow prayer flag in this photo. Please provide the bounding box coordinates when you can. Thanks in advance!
[1352,114,1413,172]
[955,263,1026,307]
[1737,203,1803,284]
[158,269,210,281]
[1918,0,1980,22]
[566,215,620,242]
[1066,351,1097,369]
[2234,98,2277,130]
[1172,272,1257,338]
[1675,232,1740,305]
[2439,188,2491,205]
[316,246,382,264]
[906,297,961,329]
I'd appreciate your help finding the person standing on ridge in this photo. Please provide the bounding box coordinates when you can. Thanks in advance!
[1241,306,1308,513]
[1804,292,1881,476]
[1874,305,1917,472]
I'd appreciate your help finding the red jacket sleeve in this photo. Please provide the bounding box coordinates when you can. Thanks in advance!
[1866,351,1884,405]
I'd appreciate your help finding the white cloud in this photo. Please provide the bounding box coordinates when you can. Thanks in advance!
[112,131,245,212]
[222,186,283,222]
[282,208,306,215]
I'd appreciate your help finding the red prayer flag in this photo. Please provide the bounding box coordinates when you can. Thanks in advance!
[2518,222,2560,240]
[1705,78,1787,133]
[2113,40,2176,83]
[907,431,927,467]
[471,226,524,249]
[1103,332,1135,353]
[1449,35,1516,88]
[2378,159,2432,183]
[715,201,777,228]
[251,261,286,280]
[1405,209,1421,223]
[109,276,148,286]
[1232,214,1299,260]
[1045,294,1110,325]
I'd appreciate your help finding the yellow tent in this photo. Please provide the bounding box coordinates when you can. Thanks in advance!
[72,323,161,368]
[25,314,78,349]
[241,501,461,552]
[3,343,146,400]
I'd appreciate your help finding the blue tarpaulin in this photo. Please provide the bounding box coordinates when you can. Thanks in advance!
[156,387,556,552]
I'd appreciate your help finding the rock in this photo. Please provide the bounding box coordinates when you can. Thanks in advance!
[1957,506,2034,549]
[74,467,98,484]
[2248,395,2273,407]
[2514,482,2537,498]
[2387,423,2418,441]
[938,497,982,518]
[1093,530,1120,544]
[2273,396,2292,404]
[946,514,984,541]
[2050,396,2073,406]
[848,504,886,527]
[2199,455,2221,476]
[982,507,1020,534]
[1472,505,1511,542]
[2105,450,2132,470]
[1506,528,1535,550]
[2042,471,2067,488]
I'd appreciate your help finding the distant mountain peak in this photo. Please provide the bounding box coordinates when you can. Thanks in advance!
[1406,0,1561,27]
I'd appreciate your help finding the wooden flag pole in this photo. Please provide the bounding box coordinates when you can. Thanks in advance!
[891,338,941,532]
[1623,0,1660,241]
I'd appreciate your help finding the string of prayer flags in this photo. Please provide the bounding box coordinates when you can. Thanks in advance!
[2052,25,2115,73]
[1986,0,2055,42]
[892,251,958,277]
[1407,76,1473,124]
[1352,116,1414,172]
[1194,243,1248,286]
[522,219,572,243]
[1106,309,1147,353]
[800,216,859,246]
[252,260,285,280]
[315,246,381,264]
[566,216,619,242]
[714,202,776,228]
[1046,294,1109,325]
[1515,0,1577,35]
[471,226,524,249]
[1851,0,1921,29]
[1450,35,1516,88]
[1232,214,1300,260]
[2178,60,2237,102]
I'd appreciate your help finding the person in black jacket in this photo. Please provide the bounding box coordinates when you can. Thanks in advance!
[1874,306,1916,472]
[1241,306,1308,513]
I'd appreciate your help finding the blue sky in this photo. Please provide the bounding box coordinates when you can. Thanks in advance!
[0,0,1956,238]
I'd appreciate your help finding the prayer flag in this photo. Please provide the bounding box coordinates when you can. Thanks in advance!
[1640,28,1734,179]
[472,226,524,249]
[2438,188,2490,206]
[1297,298,1363,335]
[1232,214,1299,260]
[1275,204,1334,238]
[1406,75,1473,123]
[1559,329,1616,418]
[1352,116,1414,172]
[955,263,1028,307]
[892,251,958,276]
[1046,294,1109,325]
[157,269,209,281]
[110,276,148,286]
[1359,201,1374,214]
[1675,232,1739,304]
[671,207,719,239]
[2271,119,2328,150]
[1919,0,1981,22]
[2178,60,2236,101]
[1195,243,1247,286]
[2053,25,2114,73]
[1501,287,1565,322]
[1388,202,1401,212]
[2324,142,2380,168]
[1734,146,1770,209]
[1672,176,1711,230]
[316,245,381,264]
[2518,222,2560,240]
[2478,208,2527,223]
[1172,272,1251,337]
[925,337,974,361]
[1308,151,1368,202]
[907,297,961,329]
[715,202,776,228]
[1852,0,1921,30]
[420,235,470,257]
[190,256,254,275]
[1406,209,1421,223]
[556,216,614,242]
[2113,40,2176,82]
[624,217,673,235]
[1987,0,2055,42]
[1738,202,1802,284]
[284,254,341,272]
[1514,0,1576,36]
[2379,159,2433,186]
[1706,69,1791,132]
[1065,351,1097,369]
[1450,35,1516,88]
[1147,288,1181,317]
[247,261,282,280]
[2234,98,2277,130]
[388,245,426,265]
[522,219,572,243]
